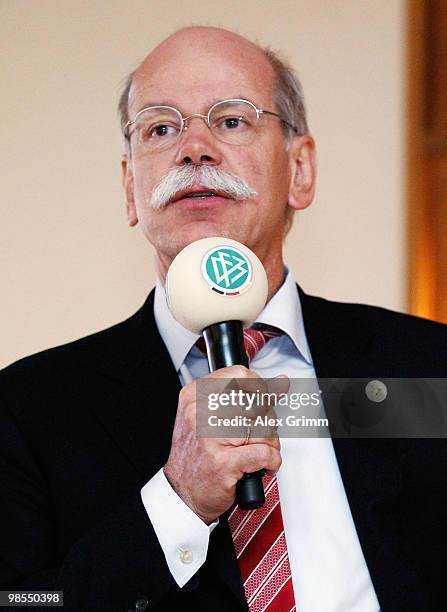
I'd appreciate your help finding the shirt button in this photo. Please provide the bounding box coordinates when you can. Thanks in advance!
[179,548,193,564]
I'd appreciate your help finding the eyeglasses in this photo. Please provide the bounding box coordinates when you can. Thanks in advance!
[124,98,297,154]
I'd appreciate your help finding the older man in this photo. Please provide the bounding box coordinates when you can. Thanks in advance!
[1,26,447,612]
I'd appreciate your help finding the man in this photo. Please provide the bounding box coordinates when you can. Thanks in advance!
[1,26,447,612]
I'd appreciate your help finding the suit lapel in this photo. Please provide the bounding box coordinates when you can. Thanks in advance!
[91,291,181,478]
[297,285,376,378]
[298,287,428,610]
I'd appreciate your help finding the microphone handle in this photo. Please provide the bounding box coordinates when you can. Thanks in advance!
[203,321,266,510]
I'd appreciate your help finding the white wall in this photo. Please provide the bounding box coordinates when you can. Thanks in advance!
[0,0,405,368]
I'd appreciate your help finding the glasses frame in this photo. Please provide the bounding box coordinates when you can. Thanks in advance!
[124,98,298,149]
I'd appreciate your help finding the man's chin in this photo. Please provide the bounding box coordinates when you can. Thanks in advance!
[168,224,241,255]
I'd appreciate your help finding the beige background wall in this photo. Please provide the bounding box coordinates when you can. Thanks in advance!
[1,0,405,368]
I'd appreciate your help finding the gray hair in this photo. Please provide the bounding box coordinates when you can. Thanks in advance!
[263,46,309,139]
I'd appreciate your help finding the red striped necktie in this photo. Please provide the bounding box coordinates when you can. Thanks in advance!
[220,325,296,611]
[228,474,296,611]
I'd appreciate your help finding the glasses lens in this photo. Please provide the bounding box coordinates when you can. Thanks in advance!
[132,107,182,152]
[209,100,258,145]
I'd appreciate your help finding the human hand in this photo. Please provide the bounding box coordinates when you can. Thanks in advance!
[163,366,286,523]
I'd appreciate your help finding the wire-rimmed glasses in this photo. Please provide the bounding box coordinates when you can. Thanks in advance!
[124,98,297,154]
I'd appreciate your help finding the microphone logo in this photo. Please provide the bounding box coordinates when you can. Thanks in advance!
[201,246,253,296]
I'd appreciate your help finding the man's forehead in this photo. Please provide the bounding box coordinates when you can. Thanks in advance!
[141,26,270,69]
[129,27,275,111]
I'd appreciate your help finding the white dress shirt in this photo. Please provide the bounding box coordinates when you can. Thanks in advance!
[141,267,381,611]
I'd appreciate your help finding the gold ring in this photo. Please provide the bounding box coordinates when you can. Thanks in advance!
[243,424,251,445]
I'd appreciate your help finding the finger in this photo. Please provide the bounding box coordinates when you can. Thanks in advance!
[227,443,282,477]
[178,382,197,408]
[199,366,266,408]
[249,376,290,411]
[198,376,269,422]
[266,374,290,396]
[204,364,260,380]
[246,431,280,450]
[224,428,280,450]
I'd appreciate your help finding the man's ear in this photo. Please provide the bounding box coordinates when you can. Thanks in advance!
[287,135,317,211]
[121,154,138,227]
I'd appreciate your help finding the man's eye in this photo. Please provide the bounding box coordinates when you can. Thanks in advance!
[217,116,247,130]
[137,123,178,141]
[150,124,177,137]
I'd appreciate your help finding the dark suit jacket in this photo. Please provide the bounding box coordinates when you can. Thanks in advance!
[1,287,447,612]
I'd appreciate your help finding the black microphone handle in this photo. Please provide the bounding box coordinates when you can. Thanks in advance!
[203,320,265,510]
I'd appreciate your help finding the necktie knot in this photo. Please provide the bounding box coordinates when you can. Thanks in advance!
[196,324,282,364]
[242,325,282,363]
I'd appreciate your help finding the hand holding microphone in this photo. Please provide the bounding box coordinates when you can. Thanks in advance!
[163,365,282,523]
[163,237,282,519]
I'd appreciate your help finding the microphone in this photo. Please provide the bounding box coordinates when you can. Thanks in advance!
[166,237,268,509]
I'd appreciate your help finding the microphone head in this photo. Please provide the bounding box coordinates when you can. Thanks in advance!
[166,237,268,334]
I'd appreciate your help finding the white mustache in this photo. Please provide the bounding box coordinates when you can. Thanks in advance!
[149,165,257,209]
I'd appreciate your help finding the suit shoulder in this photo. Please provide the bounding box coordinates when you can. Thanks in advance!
[303,292,447,350]
[0,311,139,389]
[308,292,446,329]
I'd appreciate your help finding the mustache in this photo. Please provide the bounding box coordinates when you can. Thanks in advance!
[149,165,258,209]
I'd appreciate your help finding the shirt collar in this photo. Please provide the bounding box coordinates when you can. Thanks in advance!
[154,265,313,372]
[255,266,312,365]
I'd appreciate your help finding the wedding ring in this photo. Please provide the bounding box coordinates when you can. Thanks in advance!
[243,424,251,445]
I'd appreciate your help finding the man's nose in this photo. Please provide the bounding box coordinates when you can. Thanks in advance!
[174,116,223,166]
